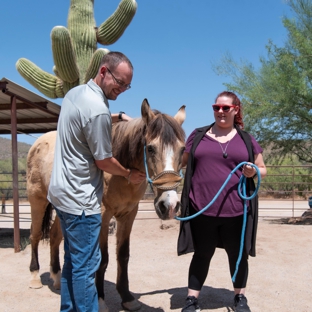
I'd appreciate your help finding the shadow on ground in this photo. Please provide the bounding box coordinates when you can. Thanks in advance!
[103,280,234,311]
[269,209,312,225]
[41,272,61,295]
[32,274,235,311]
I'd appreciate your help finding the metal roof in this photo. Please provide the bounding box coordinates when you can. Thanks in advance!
[0,77,60,134]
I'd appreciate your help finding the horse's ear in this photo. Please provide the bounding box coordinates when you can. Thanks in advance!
[141,99,155,125]
[174,105,186,126]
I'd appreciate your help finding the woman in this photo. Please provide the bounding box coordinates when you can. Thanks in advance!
[178,91,266,312]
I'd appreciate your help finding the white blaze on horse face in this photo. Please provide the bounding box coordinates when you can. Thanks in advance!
[164,145,175,171]
[152,141,182,219]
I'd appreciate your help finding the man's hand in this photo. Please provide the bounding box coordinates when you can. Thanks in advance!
[127,169,146,184]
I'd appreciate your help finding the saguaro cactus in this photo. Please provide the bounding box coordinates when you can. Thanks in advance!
[16,0,137,99]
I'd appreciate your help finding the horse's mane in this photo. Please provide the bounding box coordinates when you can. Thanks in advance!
[112,110,185,168]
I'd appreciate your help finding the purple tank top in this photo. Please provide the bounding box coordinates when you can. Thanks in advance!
[185,130,263,217]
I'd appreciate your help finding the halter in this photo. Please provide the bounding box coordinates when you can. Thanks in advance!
[143,143,183,191]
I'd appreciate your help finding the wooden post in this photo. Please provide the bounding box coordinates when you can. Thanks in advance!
[11,95,21,253]
[1,194,5,214]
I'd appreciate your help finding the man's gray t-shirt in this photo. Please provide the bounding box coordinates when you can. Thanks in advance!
[48,80,112,215]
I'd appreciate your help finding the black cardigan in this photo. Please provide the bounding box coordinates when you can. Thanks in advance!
[177,123,259,257]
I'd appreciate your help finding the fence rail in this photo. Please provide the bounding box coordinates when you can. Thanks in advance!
[1,165,312,228]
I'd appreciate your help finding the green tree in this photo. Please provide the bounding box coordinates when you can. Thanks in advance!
[214,0,312,163]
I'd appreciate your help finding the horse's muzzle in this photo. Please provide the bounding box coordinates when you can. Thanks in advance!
[154,190,181,220]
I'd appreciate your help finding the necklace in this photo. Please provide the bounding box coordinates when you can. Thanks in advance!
[218,141,230,159]
[209,126,234,159]
[209,126,233,159]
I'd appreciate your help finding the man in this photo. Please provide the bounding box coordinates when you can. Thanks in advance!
[48,51,146,312]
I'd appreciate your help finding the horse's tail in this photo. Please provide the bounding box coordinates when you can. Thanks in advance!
[41,203,53,240]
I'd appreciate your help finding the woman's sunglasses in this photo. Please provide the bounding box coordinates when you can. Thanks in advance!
[212,104,236,112]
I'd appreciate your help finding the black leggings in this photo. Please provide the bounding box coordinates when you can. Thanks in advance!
[188,206,248,290]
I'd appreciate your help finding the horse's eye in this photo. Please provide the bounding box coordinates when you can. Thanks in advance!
[179,147,185,160]
[178,146,185,168]
[147,145,155,154]
[180,146,185,156]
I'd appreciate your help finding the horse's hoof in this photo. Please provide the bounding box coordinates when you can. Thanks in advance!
[53,279,61,290]
[29,270,43,289]
[29,280,43,289]
[98,298,109,312]
[122,299,141,311]
[50,268,61,290]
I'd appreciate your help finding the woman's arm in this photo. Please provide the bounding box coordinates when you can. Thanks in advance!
[242,153,267,179]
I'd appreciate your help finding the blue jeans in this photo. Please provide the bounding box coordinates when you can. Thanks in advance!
[55,207,101,312]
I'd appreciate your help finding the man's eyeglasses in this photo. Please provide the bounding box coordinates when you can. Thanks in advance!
[212,104,236,112]
[106,67,131,90]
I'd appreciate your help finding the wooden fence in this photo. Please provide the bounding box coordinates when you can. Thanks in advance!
[1,165,312,227]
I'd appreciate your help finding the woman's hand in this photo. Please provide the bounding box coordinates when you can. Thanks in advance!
[242,162,256,178]
[242,154,267,179]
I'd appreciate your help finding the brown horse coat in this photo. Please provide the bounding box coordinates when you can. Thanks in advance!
[27,99,186,311]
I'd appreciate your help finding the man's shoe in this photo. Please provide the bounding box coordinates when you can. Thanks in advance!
[181,296,201,312]
[233,294,251,312]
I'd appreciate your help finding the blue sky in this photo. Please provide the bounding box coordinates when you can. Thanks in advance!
[1,0,292,145]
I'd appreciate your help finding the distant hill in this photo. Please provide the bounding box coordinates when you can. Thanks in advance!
[0,137,32,160]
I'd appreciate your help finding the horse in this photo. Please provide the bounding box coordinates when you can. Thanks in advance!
[26,98,186,311]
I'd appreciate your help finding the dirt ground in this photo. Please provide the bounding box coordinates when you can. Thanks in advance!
[0,217,311,312]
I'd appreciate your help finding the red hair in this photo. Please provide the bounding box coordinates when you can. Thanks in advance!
[215,91,244,129]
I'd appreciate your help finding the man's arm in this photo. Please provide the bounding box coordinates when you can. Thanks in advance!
[111,112,133,123]
[95,157,146,184]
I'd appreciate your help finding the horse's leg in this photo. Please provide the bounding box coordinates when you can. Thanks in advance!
[97,208,113,312]
[116,206,141,311]
[49,214,62,289]
[29,197,48,289]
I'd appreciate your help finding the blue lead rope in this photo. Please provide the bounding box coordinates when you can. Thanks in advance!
[175,162,261,282]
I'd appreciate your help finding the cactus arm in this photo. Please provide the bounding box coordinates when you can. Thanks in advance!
[51,26,80,84]
[53,65,60,78]
[62,80,80,94]
[84,48,110,83]
[17,0,137,98]
[16,58,64,98]
[68,0,97,84]
[97,0,137,45]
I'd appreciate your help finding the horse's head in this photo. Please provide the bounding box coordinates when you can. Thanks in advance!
[141,99,186,220]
